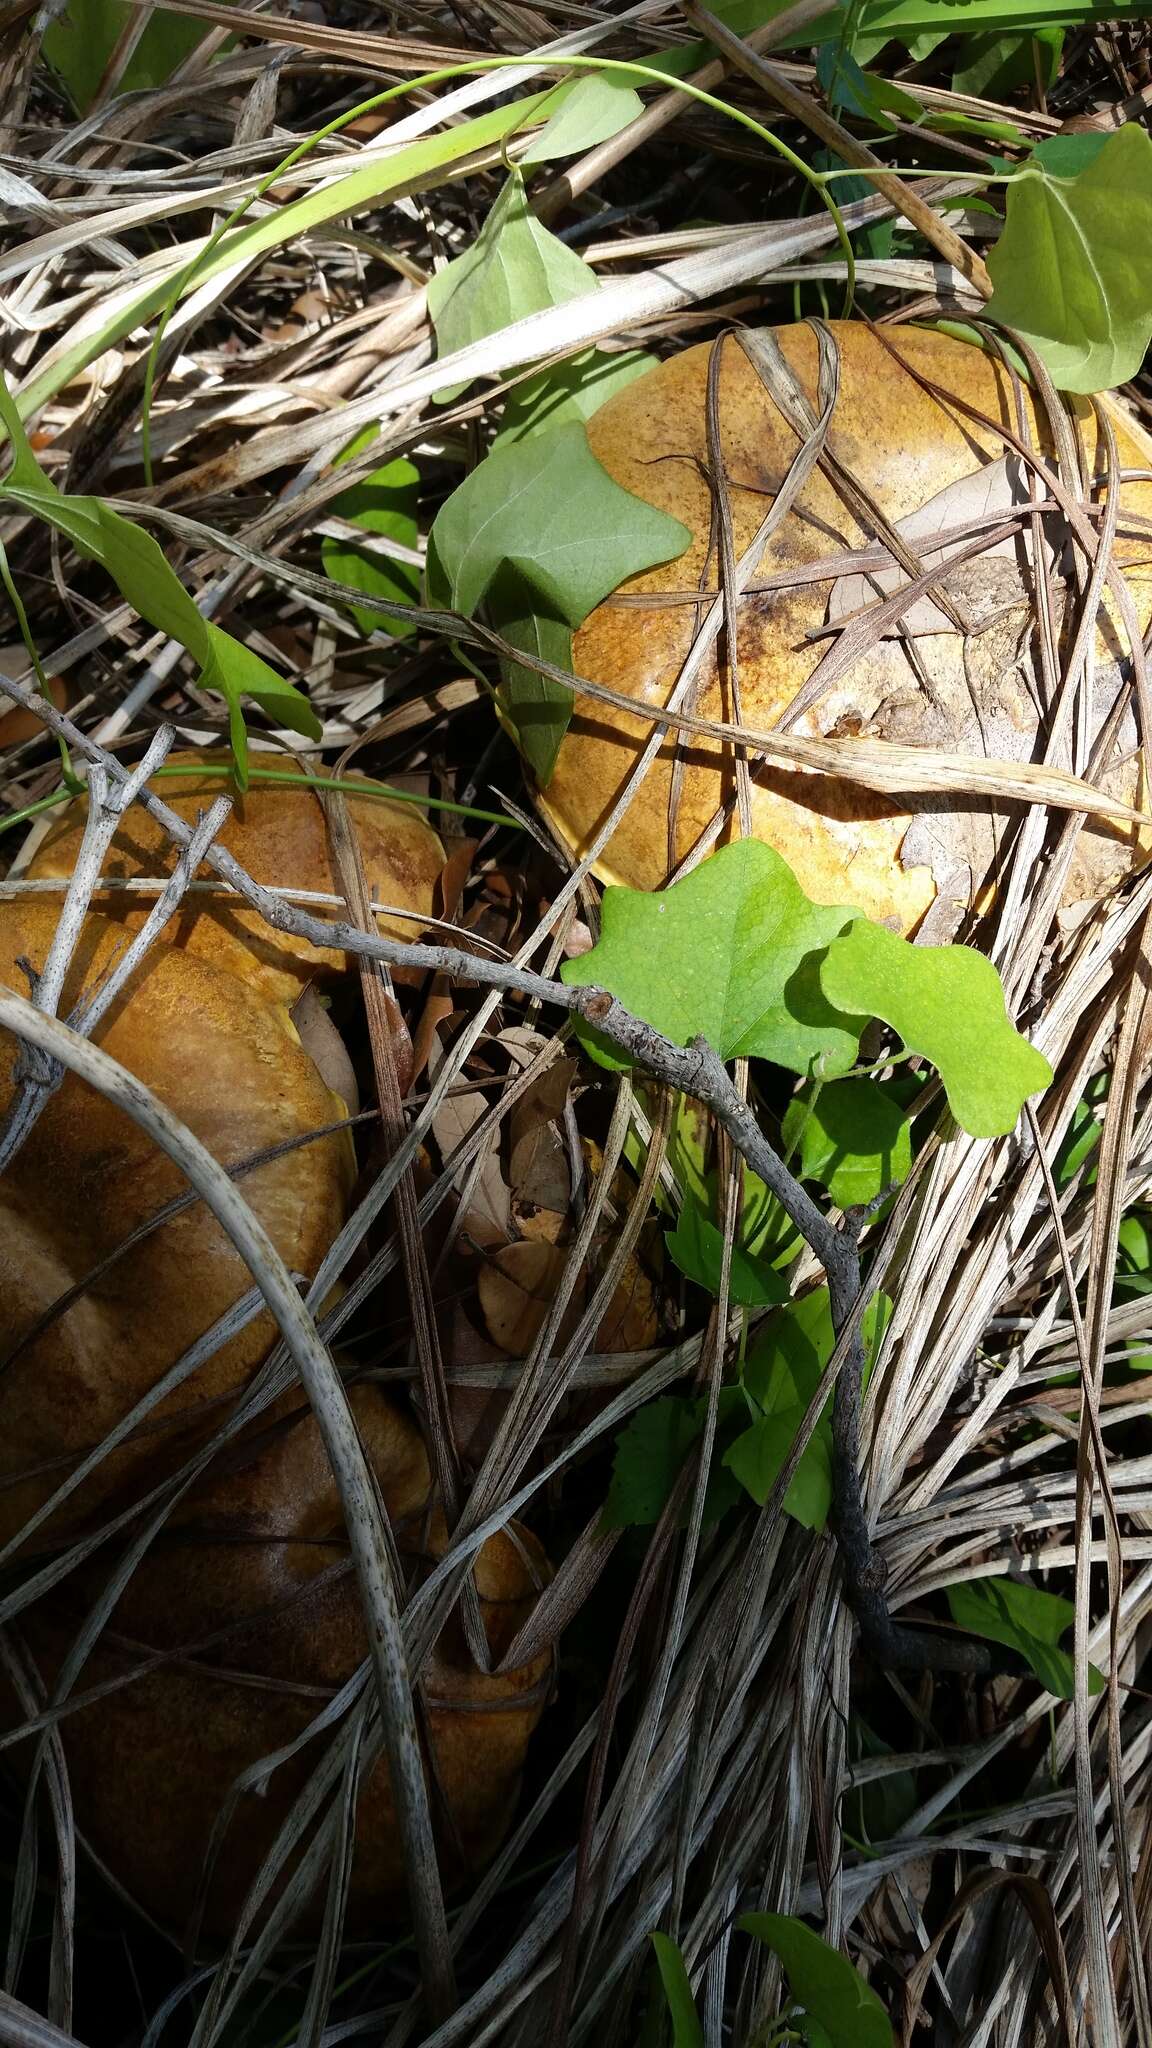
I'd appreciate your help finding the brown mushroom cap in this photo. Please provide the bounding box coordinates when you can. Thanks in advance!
[543,322,1152,935]
[14,1387,551,1935]
[0,898,355,1546]
[27,750,446,1005]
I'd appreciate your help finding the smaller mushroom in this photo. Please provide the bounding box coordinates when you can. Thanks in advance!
[10,1386,552,1937]
[0,897,356,1548]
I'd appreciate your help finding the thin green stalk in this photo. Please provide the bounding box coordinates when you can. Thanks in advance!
[0,788,79,841]
[152,761,520,826]
[0,540,80,792]
[0,764,522,841]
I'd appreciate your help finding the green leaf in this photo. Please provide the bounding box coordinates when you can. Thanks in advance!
[1054,1073,1106,1188]
[428,421,689,624]
[945,1577,1104,1700]
[740,1171,804,1267]
[519,73,645,163]
[725,1288,889,1528]
[781,1078,912,1210]
[428,423,688,780]
[494,349,656,448]
[650,1934,704,2048]
[985,123,1152,393]
[665,1195,789,1308]
[725,1404,833,1528]
[952,28,1062,99]
[927,111,1033,145]
[602,1393,743,1530]
[819,919,1051,1138]
[485,565,575,784]
[562,840,867,1079]
[426,170,597,401]
[0,376,48,494]
[815,45,920,128]
[44,0,214,110]
[321,454,421,639]
[603,1397,701,1529]
[738,1914,893,2048]
[1028,133,1111,177]
[0,381,319,787]
[200,627,322,788]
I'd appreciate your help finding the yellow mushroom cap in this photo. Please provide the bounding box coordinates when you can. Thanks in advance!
[0,897,355,1546]
[28,749,446,1005]
[542,322,1152,935]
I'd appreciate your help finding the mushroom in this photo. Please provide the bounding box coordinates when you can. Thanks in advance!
[2,760,553,1930]
[0,895,356,1548]
[538,322,1152,937]
[12,1386,551,1935]
[27,748,446,1005]
[0,756,446,1543]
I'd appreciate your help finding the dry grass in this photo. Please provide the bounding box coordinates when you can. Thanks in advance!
[3,9,1152,2047]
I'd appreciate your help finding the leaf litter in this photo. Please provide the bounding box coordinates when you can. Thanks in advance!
[3,11,1152,2048]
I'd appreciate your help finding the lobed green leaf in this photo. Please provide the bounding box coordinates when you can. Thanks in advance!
[819,918,1051,1138]
[563,840,866,1077]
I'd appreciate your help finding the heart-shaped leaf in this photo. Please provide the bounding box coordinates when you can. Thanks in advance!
[985,121,1152,392]
[738,1914,893,2048]
[781,1077,912,1210]
[562,840,866,1078]
[819,918,1051,1137]
[427,170,597,402]
[945,1576,1104,1699]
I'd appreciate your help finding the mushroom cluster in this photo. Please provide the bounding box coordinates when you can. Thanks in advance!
[0,756,551,1935]
[539,321,1152,937]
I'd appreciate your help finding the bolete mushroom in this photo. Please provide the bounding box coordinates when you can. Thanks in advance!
[27,749,446,1005]
[538,322,1152,936]
[0,896,356,1547]
[11,1386,551,1935]
[0,753,447,1542]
